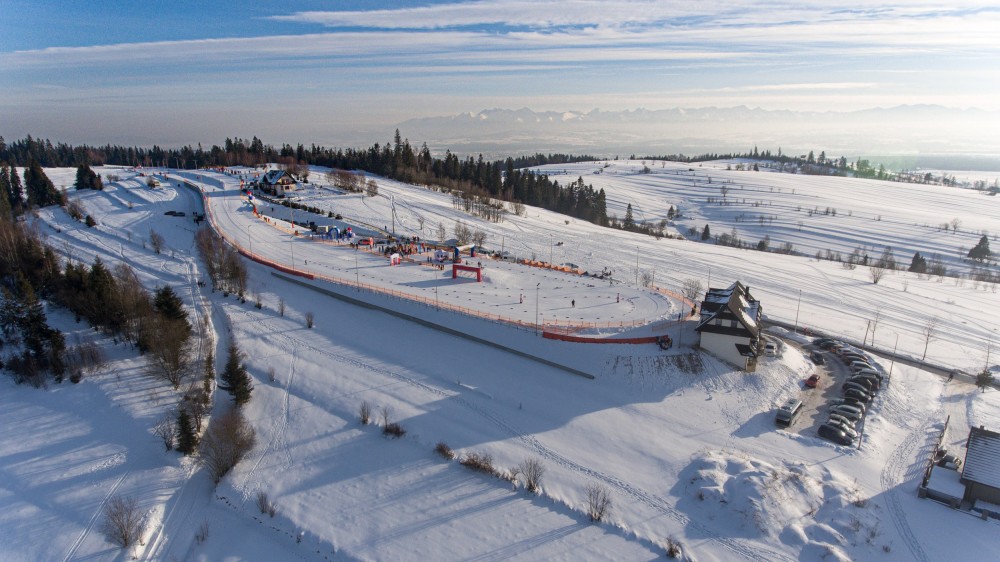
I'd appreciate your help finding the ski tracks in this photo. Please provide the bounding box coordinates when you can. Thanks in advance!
[243,314,789,562]
[879,414,933,562]
[62,472,128,562]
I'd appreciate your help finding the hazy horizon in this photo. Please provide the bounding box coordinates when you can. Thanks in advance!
[3,1,999,159]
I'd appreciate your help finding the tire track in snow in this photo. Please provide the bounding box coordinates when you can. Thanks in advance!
[62,472,129,562]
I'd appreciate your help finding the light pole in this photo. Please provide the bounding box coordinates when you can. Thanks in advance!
[535,283,540,334]
[247,224,252,257]
[355,249,360,290]
[549,235,553,265]
[290,238,295,271]
[888,333,899,381]
[635,246,639,286]
[793,289,802,334]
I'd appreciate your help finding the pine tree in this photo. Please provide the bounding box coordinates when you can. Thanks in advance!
[968,235,991,262]
[976,369,994,394]
[623,203,634,230]
[0,165,11,218]
[701,224,711,240]
[908,252,927,273]
[8,165,24,215]
[176,408,198,455]
[24,159,61,208]
[219,341,253,406]
[154,285,188,325]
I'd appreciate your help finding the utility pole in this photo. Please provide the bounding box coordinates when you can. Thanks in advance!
[535,283,540,334]
[635,246,639,286]
[391,195,395,236]
[888,333,899,382]
[793,289,802,334]
[355,250,359,290]
[247,224,252,257]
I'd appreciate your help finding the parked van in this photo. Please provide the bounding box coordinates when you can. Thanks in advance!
[775,399,803,427]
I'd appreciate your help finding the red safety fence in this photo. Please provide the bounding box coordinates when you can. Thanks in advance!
[189,186,684,341]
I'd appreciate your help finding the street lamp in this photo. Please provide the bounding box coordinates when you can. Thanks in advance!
[290,237,295,271]
[247,224,252,257]
[355,249,360,290]
[549,235,553,265]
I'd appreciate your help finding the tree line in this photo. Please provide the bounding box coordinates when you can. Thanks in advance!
[0,133,611,228]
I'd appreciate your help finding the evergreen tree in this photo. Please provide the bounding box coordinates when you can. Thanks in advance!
[24,159,61,208]
[0,165,11,218]
[176,408,198,455]
[623,203,635,230]
[976,369,994,394]
[908,252,927,273]
[154,285,189,325]
[968,235,991,262]
[8,164,24,214]
[701,224,711,240]
[219,341,253,406]
[74,164,103,191]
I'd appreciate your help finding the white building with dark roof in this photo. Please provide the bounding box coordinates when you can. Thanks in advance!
[695,281,762,371]
[258,169,297,196]
[962,425,1000,505]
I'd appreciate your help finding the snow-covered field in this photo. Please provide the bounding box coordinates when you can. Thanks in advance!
[1,162,999,561]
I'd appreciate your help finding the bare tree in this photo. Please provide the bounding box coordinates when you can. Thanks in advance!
[436,221,446,241]
[200,408,257,484]
[869,246,895,285]
[146,315,193,389]
[951,217,962,233]
[100,495,145,549]
[922,316,939,360]
[681,278,703,303]
[149,229,165,254]
[518,458,545,494]
[153,414,176,451]
[359,400,373,425]
[305,311,314,329]
[472,229,488,247]
[365,179,379,197]
[454,221,472,245]
[585,483,613,522]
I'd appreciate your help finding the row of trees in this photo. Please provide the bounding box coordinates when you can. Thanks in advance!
[1,134,611,229]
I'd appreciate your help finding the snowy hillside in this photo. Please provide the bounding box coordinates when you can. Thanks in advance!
[1,163,999,561]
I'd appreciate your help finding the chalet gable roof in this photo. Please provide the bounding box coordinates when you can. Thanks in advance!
[696,281,761,338]
[963,426,1000,490]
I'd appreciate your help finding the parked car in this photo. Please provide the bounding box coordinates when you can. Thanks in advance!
[814,338,839,349]
[764,341,778,356]
[827,418,860,439]
[843,388,872,403]
[850,374,881,390]
[855,367,882,382]
[810,351,826,365]
[842,380,874,395]
[806,374,821,388]
[830,404,863,422]
[828,413,856,428]
[818,424,854,445]
[847,376,877,391]
[830,397,866,412]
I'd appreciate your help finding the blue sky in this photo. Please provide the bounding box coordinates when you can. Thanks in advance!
[3,1,999,147]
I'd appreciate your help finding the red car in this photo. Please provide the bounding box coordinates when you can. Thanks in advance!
[805,374,821,388]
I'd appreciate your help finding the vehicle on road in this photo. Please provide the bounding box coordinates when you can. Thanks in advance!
[805,374,821,388]
[764,341,778,356]
[810,351,825,364]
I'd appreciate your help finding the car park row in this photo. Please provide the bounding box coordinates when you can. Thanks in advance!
[811,338,884,446]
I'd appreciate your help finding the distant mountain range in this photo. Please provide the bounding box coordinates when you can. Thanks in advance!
[397,105,1000,166]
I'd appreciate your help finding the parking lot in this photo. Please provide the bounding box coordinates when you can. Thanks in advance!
[774,336,881,446]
